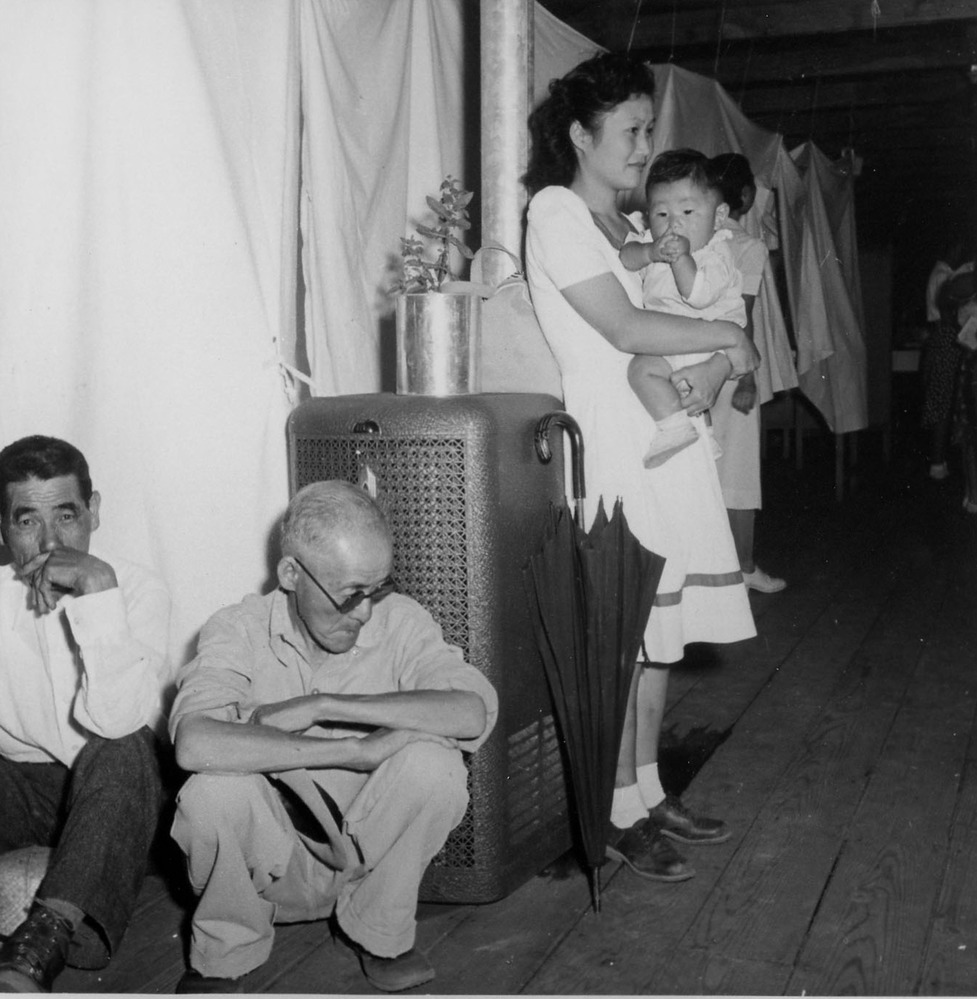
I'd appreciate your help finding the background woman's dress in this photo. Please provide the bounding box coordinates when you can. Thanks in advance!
[526,185,755,664]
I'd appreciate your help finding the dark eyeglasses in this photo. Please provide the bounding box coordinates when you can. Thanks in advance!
[292,555,396,615]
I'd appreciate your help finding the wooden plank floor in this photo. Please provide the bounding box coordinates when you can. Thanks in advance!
[56,416,977,995]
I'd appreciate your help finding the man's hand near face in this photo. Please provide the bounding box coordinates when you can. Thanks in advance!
[17,547,118,614]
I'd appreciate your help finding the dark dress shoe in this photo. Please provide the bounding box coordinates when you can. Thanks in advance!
[605,819,695,881]
[0,902,73,992]
[356,946,436,992]
[175,968,246,993]
[647,794,731,845]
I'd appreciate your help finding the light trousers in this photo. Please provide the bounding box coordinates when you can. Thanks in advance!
[170,742,468,979]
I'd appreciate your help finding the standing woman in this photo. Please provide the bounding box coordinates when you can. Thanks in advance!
[525,52,758,882]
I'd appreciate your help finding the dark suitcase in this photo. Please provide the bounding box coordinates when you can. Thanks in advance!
[286,392,573,903]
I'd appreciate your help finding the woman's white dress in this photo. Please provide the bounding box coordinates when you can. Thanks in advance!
[526,185,755,663]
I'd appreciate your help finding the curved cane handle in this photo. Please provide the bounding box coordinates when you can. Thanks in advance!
[534,410,586,526]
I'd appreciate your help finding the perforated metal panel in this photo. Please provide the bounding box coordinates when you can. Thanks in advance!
[291,435,472,657]
[287,393,572,903]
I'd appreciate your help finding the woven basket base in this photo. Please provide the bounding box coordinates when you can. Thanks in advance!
[0,847,51,937]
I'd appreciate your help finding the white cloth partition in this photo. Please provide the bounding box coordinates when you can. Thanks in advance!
[787,143,868,432]
[533,2,600,95]
[0,1,299,665]
[299,0,465,396]
[0,0,472,667]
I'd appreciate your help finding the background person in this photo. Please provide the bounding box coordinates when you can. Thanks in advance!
[922,240,973,480]
[525,52,758,885]
[708,152,787,593]
[940,260,977,512]
[0,435,171,993]
[168,480,498,994]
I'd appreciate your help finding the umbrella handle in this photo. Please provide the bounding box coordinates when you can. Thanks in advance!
[534,410,586,526]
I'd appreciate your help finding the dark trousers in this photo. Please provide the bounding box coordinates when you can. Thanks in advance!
[0,727,163,969]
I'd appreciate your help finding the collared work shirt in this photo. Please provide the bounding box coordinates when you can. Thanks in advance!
[169,589,498,752]
[0,549,172,766]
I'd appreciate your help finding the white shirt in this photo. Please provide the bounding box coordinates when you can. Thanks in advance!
[0,549,172,766]
[638,227,746,327]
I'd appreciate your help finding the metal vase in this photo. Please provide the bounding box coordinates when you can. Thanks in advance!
[395,292,482,396]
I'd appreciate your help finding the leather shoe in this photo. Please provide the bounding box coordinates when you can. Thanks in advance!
[647,794,731,845]
[605,819,694,881]
[356,947,435,993]
[0,902,72,992]
[175,969,246,994]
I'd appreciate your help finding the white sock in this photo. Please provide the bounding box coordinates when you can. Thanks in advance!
[706,425,723,459]
[654,410,695,441]
[610,783,648,829]
[636,762,666,809]
[643,412,698,468]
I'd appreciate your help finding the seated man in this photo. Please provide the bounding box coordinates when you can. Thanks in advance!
[0,435,172,992]
[169,480,498,994]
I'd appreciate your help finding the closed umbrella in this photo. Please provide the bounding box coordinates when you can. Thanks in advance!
[525,494,665,912]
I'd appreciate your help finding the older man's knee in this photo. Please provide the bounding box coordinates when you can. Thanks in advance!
[175,773,271,833]
[390,742,468,812]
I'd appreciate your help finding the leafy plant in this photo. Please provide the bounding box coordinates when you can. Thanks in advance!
[395,176,475,294]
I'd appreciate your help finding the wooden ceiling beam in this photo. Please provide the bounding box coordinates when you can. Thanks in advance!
[744,116,975,149]
[539,0,977,50]
[735,73,972,118]
[635,23,977,86]
[760,116,974,150]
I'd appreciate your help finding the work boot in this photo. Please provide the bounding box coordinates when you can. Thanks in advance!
[0,903,73,992]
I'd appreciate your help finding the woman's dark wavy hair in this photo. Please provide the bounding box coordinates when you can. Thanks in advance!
[709,153,755,212]
[524,52,656,196]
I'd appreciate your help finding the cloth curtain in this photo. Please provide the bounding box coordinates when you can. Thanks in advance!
[785,143,868,432]
[533,2,601,98]
[0,0,471,666]
[0,0,297,665]
[299,0,466,396]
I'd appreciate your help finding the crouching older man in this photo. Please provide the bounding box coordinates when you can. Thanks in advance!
[169,480,498,994]
[0,435,171,992]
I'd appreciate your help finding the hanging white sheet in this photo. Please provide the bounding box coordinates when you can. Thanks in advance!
[299,0,466,396]
[787,143,868,433]
[0,1,297,666]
